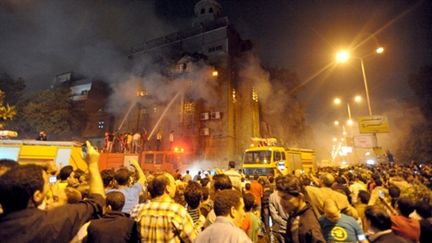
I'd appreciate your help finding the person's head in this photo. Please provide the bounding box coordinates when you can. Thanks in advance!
[243,193,255,212]
[320,173,335,187]
[245,183,251,191]
[65,187,82,204]
[268,176,274,184]
[147,173,176,198]
[0,159,18,176]
[213,174,232,191]
[114,168,131,186]
[416,198,432,219]
[101,169,115,188]
[397,196,415,217]
[277,175,306,214]
[59,165,74,181]
[184,181,202,209]
[365,206,392,231]
[388,185,401,199]
[253,174,260,181]
[186,170,190,174]
[0,165,48,213]
[201,186,209,201]
[214,189,245,226]
[228,161,236,169]
[374,178,383,187]
[210,174,232,200]
[358,190,370,204]
[335,176,346,185]
[106,191,125,212]
[73,169,86,183]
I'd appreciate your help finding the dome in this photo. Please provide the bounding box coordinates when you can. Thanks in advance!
[194,0,222,18]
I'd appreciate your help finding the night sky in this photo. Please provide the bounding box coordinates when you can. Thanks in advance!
[1,0,431,156]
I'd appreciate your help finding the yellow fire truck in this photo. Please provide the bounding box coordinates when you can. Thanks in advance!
[0,140,88,170]
[242,138,316,176]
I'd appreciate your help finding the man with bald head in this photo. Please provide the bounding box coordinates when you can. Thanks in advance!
[305,173,358,219]
[135,173,196,242]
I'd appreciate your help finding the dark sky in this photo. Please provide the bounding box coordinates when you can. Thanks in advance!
[1,0,431,155]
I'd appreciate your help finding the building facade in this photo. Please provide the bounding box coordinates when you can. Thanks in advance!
[124,0,260,162]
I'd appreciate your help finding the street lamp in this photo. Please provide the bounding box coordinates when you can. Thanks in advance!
[336,47,384,116]
[333,96,362,126]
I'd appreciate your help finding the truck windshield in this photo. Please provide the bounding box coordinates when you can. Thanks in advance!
[243,150,272,164]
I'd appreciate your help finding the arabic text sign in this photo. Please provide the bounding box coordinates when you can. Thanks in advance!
[358,115,390,133]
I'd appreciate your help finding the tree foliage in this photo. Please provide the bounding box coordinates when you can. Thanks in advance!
[0,73,26,104]
[20,88,86,136]
[0,90,16,124]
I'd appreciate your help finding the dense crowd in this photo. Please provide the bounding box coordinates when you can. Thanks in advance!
[0,142,432,243]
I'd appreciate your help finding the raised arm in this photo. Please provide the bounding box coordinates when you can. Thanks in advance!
[130,159,146,186]
[86,141,105,197]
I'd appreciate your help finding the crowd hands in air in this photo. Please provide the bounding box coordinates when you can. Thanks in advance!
[0,144,432,243]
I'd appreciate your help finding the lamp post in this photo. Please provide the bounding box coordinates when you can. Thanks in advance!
[336,48,383,117]
[336,48,384,149]
[333,95,362,127]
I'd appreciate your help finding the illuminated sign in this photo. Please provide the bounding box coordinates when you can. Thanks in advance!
[358,115,390,133]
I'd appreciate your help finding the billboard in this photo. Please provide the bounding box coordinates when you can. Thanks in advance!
[353,135,375,148]
[358,115,390,134]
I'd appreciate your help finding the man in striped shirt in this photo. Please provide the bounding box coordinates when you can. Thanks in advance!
[135,173,196,243]
[184,181,206,232]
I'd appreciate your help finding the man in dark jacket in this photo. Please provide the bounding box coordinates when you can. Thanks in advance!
[86,191,139,243]
[0,141,105,243]
[278,175,325,243]
[365,205,409,243]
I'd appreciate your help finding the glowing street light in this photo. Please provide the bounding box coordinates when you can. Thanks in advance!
[336,50,350,63]
[376,47,384,54]
[332,137,338,142]
[212,70,219,77]
[347,119,354,126]
[334,120,340,126]
[333,97,342,105]
[354,95,362,103]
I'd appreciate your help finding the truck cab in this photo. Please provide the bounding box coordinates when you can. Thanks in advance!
[242,145,316,176]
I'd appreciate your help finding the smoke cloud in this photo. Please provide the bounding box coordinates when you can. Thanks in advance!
[0,0,178,89]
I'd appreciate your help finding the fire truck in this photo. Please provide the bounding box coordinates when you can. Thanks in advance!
[0,139,189,173]
[0,139,88,170]
[99,148,190,172]
[242,138,316,176]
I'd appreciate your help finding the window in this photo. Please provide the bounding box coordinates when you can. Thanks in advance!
[200,127,210,136]
[145,154,154,164]
[155,154,163,164]
[274,152,282,161]
[201,8,205,14]
[81,90,89,95]
[209,8,213,13]
[210,111,221,120]
[208,45,223,53]
[200,112,209,120]
[243,151,272,164]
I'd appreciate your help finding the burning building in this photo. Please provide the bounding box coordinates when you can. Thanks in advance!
[122,0,260,162]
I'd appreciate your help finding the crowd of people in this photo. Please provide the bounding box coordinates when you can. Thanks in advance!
[103,130,174,154]
[0,142,432,243]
